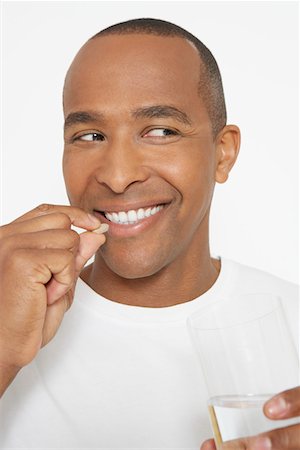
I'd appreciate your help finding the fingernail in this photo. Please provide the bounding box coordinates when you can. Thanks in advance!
[92,223,109,234]
[266,396,288,417]
[87,213,101,226]
[251,437,272,450]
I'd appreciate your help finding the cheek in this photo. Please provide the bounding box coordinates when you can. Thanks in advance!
[164,145,216,235]
[159,145,216,200]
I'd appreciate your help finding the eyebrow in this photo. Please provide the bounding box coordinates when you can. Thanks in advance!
[64,111,105,130]
[132,105,192,126]
[64,105,192,130]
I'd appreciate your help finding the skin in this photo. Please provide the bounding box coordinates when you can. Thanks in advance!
[0,32,298,448]
[0,204,106,395]
[63,34,240,307]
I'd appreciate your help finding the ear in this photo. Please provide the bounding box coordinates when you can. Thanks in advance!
[214,125,241,184]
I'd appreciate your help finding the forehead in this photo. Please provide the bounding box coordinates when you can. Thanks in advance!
[64,34,204,117]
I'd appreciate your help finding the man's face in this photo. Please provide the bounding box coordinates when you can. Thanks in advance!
[63,34,219,279]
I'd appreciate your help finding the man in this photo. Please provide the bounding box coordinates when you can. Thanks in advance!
[0,18,299,450]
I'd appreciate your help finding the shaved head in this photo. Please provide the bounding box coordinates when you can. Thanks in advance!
[89,18,227,137]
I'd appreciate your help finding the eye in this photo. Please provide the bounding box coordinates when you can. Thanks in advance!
[75,132,105,142]
[143,128,179,138]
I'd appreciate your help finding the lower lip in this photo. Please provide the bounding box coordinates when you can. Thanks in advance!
[94,206,168,238]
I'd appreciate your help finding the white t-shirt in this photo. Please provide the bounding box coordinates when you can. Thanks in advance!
[0,259,298,449]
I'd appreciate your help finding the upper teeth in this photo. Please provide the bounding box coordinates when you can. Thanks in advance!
[104,205,164,224]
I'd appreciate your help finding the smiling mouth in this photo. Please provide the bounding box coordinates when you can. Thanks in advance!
[96,204,165,225]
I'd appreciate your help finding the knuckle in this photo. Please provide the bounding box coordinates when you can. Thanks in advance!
[68,229,80,246]
[35,206,72,228]
[39,212,72,229]
[34,205,72,228]
[36,203,54,212]
[30,259,50,282]
[53,213,72,229]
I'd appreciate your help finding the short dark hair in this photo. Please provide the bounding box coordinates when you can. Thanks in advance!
[92,18,227,137]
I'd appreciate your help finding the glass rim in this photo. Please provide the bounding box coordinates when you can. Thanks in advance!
[207,393,274,407]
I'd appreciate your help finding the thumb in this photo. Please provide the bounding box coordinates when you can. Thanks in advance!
[75,224,109,275]
[46,224,108,305]
[41,224,108,345]
[200,439,217,450]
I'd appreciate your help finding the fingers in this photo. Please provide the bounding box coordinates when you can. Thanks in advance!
[201,439,217,450]
[265,424,300,450]
[75,229,106,276]
[44,249,76,304]
[46,229,107,305]
[1,212,96,238]
[0,203,108,366]
[41,294,72,346]
[0,248,76,362]
[264,387,300,420]
[8,204,100,231]
[1,229,80,254]
[0,214,108,306]
[1,247,76,309]
[20,248,75,287]
[221,436,265,449]
[221,424,300,449]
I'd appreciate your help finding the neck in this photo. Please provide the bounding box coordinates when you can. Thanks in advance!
[80,246,220,308]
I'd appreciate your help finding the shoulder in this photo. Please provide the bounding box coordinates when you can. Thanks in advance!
[222,258,299,344]
[223,258,298,300]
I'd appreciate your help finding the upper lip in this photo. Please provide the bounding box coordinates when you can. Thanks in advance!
[94,200,171,213]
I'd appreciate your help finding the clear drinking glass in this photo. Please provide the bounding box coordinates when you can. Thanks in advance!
[187,294,299,449]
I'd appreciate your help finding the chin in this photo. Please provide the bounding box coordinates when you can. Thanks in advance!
[110,266,161,280]
[103,256,162,280]
[99,243,168,280]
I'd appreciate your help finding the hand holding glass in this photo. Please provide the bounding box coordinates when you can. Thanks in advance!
[187,294,299,448]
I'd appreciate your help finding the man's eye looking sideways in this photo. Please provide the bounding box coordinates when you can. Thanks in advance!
[143,128,179,138]
[76,133,105,142]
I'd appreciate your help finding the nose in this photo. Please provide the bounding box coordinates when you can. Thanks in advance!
[94,135,150,194]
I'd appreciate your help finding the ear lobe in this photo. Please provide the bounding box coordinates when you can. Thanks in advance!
[215,125,241,184]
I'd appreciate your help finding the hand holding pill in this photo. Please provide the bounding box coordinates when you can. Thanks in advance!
[0,204,108,396]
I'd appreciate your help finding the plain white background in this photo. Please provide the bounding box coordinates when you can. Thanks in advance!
[1,1,299,283]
